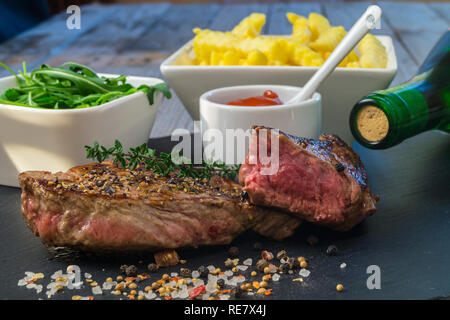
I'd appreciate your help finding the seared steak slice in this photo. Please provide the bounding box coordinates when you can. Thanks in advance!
[239,126,378,231]
[19,161,301,252]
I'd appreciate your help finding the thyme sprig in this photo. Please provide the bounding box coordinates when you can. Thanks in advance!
[85,140,241,181]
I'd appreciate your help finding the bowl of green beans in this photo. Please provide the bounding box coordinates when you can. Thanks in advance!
[0,62,172,187]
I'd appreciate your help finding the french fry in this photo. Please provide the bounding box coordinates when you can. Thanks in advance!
[185,12,386,69]
[359,34,388,68]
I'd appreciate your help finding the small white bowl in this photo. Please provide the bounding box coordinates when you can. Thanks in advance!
[0,74,165,187]
[161,35,397,144]
[200,85,321,164]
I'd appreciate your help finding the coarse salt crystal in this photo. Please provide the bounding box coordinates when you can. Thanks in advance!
[84,273,92,279]
[179,284,188,291]
[243,258,252,266]
[219,294,230,300]
[195,279,204,287]
[170,272,178,277]
[92,286,102,295]
[202,293,210,300]
[178,289,189,299]
[71,281,83,289]
[224,270,233,277]
[272,274,280,282]
[191,270,200,278]
[299,269,310,277]
[340,263,347,269]
[207,265,216,271]
[208,274,218,283]
[237,265,248,271]
[17,279,27,286]
[206,282,216,293]
[26,283,36,289]
[102,281,115,290]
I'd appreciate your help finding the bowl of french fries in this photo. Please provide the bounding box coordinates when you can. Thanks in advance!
[160,12,397,144]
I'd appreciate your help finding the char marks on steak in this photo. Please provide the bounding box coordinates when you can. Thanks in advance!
[19,161,301,252]
[239,126,378,231]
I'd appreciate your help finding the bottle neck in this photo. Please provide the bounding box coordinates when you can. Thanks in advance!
[350,83,430,149]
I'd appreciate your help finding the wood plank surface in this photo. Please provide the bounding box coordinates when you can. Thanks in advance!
[0,4,118,76]
[321,1,419,85]
[0,1,442,137]
[379,1,448,66]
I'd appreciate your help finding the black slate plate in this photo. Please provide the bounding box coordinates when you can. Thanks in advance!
[1,131,449,300]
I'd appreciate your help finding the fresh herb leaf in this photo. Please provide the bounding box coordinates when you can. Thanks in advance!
[84,140,240,181]
[0,61,171,109]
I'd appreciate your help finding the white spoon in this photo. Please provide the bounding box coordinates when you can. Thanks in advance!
[286,5,382,104]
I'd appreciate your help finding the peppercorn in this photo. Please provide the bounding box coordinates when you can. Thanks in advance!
[256,259,269,272]
[280,263,290,273]
[263,267,271,274]
[300,261,308,268]
[128,282,137,289]
[251,271,257,277]
[230,286,242,298]
[224,258,234,269]
[116,276,123,282]
[336,284,344,292]
[326,245,338,256]
[262,275,271,282]
[126,265,138,277]
[276,250,288,260]
[147,263,159,273]
[241,190,249,201]
[162,274,170,281]
[228,246,239,257]
[257,288,266,295]
[120,264,128,274]
[151,282,160,290]
[180,268,191,278]
[197,266,209,278]
[288,257,300,269]
[335,163,345,172]
[261,250,274,260]
[217,279,225,288]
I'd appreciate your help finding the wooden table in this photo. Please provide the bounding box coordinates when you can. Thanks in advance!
[0,1,448,138]
[1,2,450,301]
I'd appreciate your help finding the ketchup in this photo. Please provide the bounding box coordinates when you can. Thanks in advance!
[226,90,283,106]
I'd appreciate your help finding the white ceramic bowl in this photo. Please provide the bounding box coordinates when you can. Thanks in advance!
[200,85,321,164]
[161,35,397,144]
[0,74,165,187]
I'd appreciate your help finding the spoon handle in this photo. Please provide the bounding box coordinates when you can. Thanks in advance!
[292,5,382,102]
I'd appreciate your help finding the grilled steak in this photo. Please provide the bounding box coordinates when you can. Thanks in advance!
[19,161,301,252]
[239,126,378,231]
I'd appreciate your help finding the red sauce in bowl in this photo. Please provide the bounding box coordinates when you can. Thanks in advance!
[226,90,283,106]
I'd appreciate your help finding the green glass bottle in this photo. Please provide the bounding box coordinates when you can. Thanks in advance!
[350,30,450,149]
